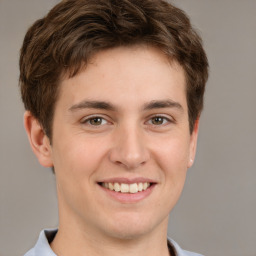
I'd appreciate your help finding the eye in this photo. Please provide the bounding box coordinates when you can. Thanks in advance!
[147,116,172,126]
[81,116,108,126]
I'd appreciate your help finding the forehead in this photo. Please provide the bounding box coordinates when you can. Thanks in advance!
[58,45,187,112]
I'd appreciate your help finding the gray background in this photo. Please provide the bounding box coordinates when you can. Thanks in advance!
[0,0,255,255]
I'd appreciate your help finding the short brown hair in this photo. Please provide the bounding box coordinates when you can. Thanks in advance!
[19,0,208,139]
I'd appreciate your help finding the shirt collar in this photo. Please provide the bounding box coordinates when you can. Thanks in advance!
[33,229,57,256]
[29,229,203,256]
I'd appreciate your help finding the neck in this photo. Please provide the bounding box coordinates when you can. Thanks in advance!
[51,217,170,256]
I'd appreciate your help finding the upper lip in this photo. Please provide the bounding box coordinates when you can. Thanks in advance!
[98,177,157,184]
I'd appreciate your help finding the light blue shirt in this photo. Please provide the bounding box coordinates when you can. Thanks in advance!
[24,229,204,256]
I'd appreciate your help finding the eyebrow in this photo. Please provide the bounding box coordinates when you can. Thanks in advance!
[142,100,183,112]
[69,99,183,112]
[69,100,116,112]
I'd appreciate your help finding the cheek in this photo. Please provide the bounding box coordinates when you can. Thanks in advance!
[53,137,107,178]
[153,136,190,188]
[148,138,190,217]
[52,137,109,211]
[156,135,190,168]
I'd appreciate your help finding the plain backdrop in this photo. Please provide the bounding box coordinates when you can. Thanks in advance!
[0,0,255,256]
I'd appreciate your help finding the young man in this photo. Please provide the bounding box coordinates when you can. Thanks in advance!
[20,0,208,255]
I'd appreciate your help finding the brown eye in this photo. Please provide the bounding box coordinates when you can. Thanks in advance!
[81,116,109,127]
[89,117,104,125]
[151,116,166,125]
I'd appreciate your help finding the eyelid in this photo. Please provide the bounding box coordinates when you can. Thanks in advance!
[80,114,111,125]
[79,114,174,126]
[146,114,174,125]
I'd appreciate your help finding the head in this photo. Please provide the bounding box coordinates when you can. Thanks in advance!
[20,0,209,244]
[20,0,208,141]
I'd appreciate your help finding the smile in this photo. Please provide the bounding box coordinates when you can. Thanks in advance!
[100,182,151,194]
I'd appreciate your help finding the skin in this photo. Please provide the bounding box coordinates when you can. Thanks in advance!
[24,45,199,256]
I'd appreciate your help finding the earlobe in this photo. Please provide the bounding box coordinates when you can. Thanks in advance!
[187,118,200,168]
[24,111,53,167]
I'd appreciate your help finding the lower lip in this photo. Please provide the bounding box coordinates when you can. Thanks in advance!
[98,184,156,203]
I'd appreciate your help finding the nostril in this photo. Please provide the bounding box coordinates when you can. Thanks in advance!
[108,143,150,169]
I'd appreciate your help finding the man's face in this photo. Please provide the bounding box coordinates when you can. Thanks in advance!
[44,46,198,239]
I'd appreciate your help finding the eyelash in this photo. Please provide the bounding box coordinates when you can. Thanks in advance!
[80,115,173,127]
[146,115,173,126]
[80,115,109,126]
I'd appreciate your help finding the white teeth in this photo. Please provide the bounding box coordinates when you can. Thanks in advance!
[121,183,129,193]
[143,182,148,190]
[114,182,121,192]
[130,183,138,193]
[102,182,151,193]
[109,183,114,190]
[138,183,143,191]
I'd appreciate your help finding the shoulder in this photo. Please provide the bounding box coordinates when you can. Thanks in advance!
[24,248,34,256]
[25,230,203,256]
[24,229,57,256]
[168,238,204,256]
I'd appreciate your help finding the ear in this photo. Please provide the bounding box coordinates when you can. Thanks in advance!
[187,118,200,168]
[24,111,53,167]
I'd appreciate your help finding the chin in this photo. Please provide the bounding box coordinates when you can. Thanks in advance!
[106,226,151,240]
[102,212,164,240]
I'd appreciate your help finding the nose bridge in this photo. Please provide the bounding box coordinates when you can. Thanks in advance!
[109,122,149,169]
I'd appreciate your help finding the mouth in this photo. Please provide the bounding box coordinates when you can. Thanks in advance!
[98,182,153,194]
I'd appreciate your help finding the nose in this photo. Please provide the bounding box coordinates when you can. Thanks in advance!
[109,125,150,170]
